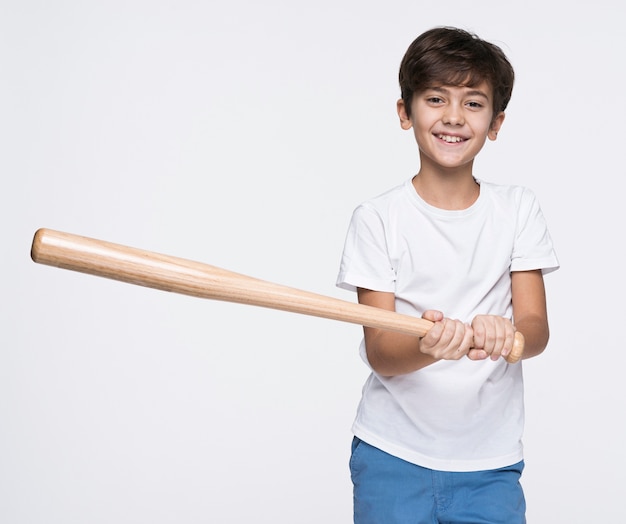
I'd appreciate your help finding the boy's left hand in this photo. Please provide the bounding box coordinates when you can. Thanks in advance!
[468,315,516,361]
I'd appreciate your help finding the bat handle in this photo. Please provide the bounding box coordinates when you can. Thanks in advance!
[428,322,523,364]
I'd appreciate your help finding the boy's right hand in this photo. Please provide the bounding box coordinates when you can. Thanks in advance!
[419,310,474,360]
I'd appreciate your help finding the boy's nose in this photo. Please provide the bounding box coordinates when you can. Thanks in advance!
[442,106,464,125]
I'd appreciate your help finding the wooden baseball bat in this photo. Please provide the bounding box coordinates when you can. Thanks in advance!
[30,228,524,363]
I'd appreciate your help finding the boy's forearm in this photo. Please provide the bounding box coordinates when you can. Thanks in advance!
[510,270,550,359]
[364,330,438,376]
[514,315,550,359]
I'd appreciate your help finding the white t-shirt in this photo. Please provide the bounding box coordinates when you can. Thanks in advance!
[336,178,559,472]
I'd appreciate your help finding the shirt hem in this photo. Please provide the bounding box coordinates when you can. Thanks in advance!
[352,425,524,473]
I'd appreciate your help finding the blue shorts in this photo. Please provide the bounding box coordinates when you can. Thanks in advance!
[350,437,526,524]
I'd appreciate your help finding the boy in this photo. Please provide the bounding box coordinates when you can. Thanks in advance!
[336,27,559,523]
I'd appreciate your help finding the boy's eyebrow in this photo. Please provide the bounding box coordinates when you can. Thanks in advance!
[429,86,490,99]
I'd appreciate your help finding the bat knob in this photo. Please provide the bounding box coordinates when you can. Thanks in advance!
[506,331,525,364]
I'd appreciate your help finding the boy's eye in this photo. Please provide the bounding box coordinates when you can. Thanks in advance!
[466,101,483,109]
[427,97,444,104]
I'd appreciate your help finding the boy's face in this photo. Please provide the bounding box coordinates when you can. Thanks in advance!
[397,81,505,172]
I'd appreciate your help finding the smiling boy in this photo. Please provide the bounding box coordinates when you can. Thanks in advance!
[336,27,559,523]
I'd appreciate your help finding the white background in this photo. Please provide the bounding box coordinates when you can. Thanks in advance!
[1,1,624,522]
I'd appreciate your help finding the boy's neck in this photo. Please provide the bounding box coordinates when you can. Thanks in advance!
[412,165,480,210]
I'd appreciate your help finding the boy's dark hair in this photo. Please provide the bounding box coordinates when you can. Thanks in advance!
[399,27,514,121]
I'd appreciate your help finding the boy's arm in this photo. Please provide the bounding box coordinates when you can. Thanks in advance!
[357,288,473,376]
[511,269,550,359]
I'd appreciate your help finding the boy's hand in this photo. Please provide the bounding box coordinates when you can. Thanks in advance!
[419,310,474,360]
[470,315,516,361]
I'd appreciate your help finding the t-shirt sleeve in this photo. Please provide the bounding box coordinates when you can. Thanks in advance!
[336,204,397,293]
[511,188,560,274]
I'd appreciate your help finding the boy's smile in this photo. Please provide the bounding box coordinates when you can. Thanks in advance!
[397,82,504,174]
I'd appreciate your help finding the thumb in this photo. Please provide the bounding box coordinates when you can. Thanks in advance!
[422,309,444,322]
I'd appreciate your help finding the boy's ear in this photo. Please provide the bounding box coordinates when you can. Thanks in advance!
[397,99,413,130]
[488,111,506,141]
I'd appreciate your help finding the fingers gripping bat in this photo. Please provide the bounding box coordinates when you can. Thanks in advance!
[30,228,524,363]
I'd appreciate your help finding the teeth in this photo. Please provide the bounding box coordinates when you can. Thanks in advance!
[438,135,464,143]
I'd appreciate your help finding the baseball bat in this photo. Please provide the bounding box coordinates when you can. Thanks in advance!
[30,228,524,363]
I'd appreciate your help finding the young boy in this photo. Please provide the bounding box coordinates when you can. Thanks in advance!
[336,27,559,523]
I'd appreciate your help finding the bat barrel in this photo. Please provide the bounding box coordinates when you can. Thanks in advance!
[30,228,435,337]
